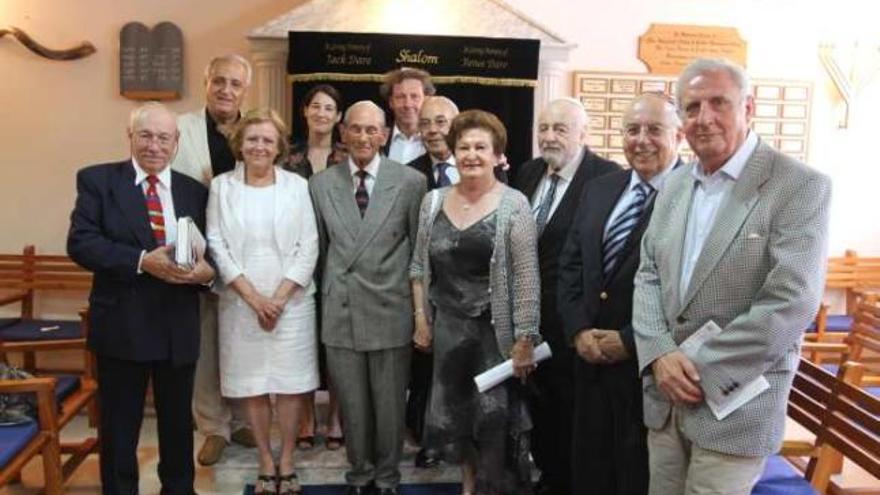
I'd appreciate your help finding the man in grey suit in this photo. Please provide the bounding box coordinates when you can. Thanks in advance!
[309,101,427,495]
[633,58,831,494]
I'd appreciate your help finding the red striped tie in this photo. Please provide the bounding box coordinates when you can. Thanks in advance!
[145,175,166,246]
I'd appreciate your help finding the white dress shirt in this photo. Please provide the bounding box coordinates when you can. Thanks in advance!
[679,131,759,301]
[348,153,381,195]
[388,124,425,164]
[602,160,675,241]
[431,155,459,185]
[530,147,584,222]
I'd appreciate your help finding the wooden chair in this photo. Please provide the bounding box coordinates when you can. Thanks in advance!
[0,245,92,371]
[0,377,63,495]
[845,296,880,387]
[784,358,880,493]
[809,251,880,346]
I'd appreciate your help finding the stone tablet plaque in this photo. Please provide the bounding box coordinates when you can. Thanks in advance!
[638,24,747,75]
[120,21,183,100]
[572,71,812,164]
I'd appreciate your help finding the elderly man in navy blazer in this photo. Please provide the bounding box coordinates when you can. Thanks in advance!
[68,102,215,495]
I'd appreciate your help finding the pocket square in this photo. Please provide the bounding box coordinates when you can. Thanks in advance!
[747,232,763,239]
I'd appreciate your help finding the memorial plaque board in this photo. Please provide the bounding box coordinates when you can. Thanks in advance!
[572,71,812,165]
[638,24,747,75]
[120,21,183,100]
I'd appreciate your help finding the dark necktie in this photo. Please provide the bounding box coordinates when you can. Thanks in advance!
[144,175,166,245]
[602,182,651,276]
[534,173,560,234]
[355,170,369,217]
[436,162,452,187]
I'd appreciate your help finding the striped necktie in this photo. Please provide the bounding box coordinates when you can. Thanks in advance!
[145,175,166,246]
[602,182,650,276]
[534,173,560,235]
[355,170,369,217]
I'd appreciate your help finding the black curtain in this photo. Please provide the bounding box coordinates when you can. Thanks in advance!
[288,31,540,178]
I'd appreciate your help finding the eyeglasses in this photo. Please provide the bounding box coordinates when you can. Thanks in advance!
[345,125,382,137]
[134,131,175,146]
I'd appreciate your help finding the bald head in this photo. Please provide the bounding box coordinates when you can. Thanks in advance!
[342,100,389,168]
[344,100,386,126]
[537,98,589,170]
[128,102,179,174]
[419,96,459,161]
[621,93,683,181]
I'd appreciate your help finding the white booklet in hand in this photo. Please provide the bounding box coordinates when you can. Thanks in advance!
[680,320,769,420]
[474,342,553,393]
[174,217,206,269]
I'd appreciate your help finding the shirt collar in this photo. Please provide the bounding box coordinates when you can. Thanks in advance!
[692,130,758,182]
[391,124,421,143]
[630,156,676,193]
[547,146,584,182]
[132,158,172,188]
[348,153,381,178]
[431,154,456,169]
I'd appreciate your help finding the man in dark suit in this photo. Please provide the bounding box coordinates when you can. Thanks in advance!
[558,93,683,494]
[67,102,215,495]
[403,95,458,469]
[310,101,426,495]
[513,98,620,495]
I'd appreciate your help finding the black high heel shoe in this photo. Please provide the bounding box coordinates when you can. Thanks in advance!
[254,472,279,495]
[278,471,302,495]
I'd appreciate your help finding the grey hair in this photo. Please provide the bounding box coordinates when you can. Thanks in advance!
[545,97,589,127]
[204,54,253,86]
[422,95,460,115]
[675,58,751,111]
[343,100,386,126]
[128,101,177,131]
[629,92,683,128]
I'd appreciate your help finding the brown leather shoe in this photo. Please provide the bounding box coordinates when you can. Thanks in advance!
[231,427,257,448]
[197,435,228,466]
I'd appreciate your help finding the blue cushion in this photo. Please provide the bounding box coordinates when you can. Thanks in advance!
[825,315,854,333]
[805,315,853,333]
[752,455,818,494]
[820,363,839,376]
[53,375,80,402]
[867,387,880,398]
[0,318,20,329]
[0,420,39,468]
[0,319,82,341]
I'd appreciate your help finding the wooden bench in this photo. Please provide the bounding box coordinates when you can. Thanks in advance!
[810,250,880,344]
[0,245,92,370]
[783,358,880,493]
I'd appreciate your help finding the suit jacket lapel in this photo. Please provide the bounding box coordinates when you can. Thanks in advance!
[328,165,361,240]
[681,143,772,309]
[520,160,546,202]
[347,158,402,267]
[664,167,697,313]
[112,161,155,249]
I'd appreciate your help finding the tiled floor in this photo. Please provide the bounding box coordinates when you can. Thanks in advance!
[8,413,462,495]
[7,412,879,494]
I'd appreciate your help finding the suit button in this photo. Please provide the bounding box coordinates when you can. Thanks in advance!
[676,316,687,324]
[599,292,608,300]
[342,301,348,308]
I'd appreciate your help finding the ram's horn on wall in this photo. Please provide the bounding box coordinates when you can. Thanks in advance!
[1,26,96,60]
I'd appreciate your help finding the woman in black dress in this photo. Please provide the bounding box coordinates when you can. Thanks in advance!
[410,110,541,494]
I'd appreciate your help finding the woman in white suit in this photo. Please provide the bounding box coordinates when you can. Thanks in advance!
[207,108,318,495]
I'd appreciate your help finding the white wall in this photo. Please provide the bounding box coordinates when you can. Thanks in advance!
[1,0,878,259]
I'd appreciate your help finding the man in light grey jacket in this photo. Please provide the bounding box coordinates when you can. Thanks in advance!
[309,101,426,495]
[633,58,831,494]
[169,53,255,466]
